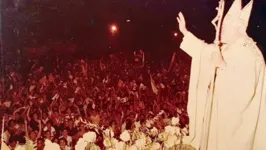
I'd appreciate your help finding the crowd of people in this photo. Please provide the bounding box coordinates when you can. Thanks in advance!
[0,51,191,150]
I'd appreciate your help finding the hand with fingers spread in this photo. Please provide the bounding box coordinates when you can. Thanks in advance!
[176,12,188,36]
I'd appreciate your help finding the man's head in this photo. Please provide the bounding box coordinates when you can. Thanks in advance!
[8,119,15,128]
[62,129,69,137]
[79,123,85,131]
[45,131,51,139]
[8,136,17,148]
[37,138,45,150]
[30,130,38,141]
[42,112,48,119]
[59,138,67,149]
[66,107,72,114]
[33,113,39,120]
[68,119,74,127]
[46,121,53,128]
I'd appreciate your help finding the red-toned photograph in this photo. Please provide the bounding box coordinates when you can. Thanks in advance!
[0,0,265,150]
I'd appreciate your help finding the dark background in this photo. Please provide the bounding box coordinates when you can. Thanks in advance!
[1,0,218,61]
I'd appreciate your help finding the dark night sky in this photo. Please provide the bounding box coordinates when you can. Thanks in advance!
[2,0,219,58]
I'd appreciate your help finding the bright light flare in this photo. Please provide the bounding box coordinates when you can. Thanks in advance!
[110,24,118,34]
[174,32,178,37]
[111,26,117,31]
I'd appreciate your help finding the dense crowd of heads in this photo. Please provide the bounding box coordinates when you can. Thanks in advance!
[0,51,190,150]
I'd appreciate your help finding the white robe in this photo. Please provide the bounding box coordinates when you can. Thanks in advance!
[180,32,266,150]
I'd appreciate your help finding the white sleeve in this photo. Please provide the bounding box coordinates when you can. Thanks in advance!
[180,32,217,60]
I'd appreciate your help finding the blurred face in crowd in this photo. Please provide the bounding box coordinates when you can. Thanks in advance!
[64,121,69,127]
[63,129,68,137]
[76,99,82,105]
[37,139,45,150]
[30,131,37,141]
[79,124,85,131]
[59,139,67,149]
[47,122,52,128]
[129,105,134,112]
[43,113,48,119]
[14,112,20,120]
[8,120,15,133]
[53,111,59,117]
[66,108,72,114]
[139,114,145,121]
[67,102,73,107]
[68,119,74,127]
[45,131,51,139]
[60,106,66,112]
[111,121,116,129]
[147,114,153,120]
[129,113,135,120]
[33,113,38,121]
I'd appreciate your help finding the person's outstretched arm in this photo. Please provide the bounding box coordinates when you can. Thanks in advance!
[177,12,226,68]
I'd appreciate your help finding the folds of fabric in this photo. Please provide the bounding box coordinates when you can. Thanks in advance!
[180,32,266,150]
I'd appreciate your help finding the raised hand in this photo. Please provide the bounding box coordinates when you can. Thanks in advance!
[176,12,188,36]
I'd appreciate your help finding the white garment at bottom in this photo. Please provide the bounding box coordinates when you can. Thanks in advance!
[180,32,266,150]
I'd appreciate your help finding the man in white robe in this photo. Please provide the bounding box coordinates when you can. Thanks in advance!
[176,0,266,149]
